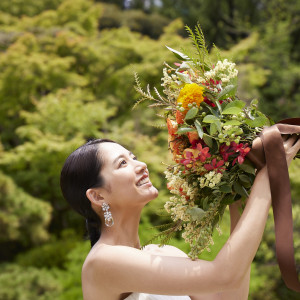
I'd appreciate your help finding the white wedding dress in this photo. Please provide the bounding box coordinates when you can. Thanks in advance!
[124,293,191,300]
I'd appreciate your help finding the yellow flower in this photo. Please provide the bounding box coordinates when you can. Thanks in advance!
[177,83,204,113]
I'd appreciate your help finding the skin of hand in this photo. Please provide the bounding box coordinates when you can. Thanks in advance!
[283,134,300,167]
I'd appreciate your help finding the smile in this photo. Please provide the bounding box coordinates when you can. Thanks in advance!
[136,176,150,186]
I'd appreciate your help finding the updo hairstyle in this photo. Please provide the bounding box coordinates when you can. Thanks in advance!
[60,139,116,247]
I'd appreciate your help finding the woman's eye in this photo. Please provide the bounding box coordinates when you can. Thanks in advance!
[133,156,138,160]
[119,160,127,167]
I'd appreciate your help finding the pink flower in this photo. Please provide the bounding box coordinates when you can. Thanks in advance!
[180,143,211,168]
[196,143,211,162]
[219,144,235,161]
[230,142,251,165]
[204,158,225,173]
[180,150,194,166]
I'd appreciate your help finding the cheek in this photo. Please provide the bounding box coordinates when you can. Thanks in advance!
[109,171,136,193]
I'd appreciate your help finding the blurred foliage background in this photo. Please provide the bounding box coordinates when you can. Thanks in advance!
[0,0,299,299]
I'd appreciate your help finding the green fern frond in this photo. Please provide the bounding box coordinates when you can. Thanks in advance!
[153,87,167,103]
[148,103,165,108]
[185,23,212,73]
[133,84,159,109]
[134,72,141,89]
[159,231,176,246]
[155,208,170,216]
[185,25,204,70]
[213,43,222,61]
[149,122,167,129]
[156,113,165,118]
[194,23,210,59]
[142,220,183,247]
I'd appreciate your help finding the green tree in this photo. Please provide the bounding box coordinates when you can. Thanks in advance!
[0,172,52,249]
[0,1,299,299]
[0,0,64,17]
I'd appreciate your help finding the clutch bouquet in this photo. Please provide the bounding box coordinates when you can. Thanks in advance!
[134,24,274,259]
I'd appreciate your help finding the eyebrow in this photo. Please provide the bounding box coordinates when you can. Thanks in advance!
[112,151,135,165]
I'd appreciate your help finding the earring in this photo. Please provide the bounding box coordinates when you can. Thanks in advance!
[102,203,114,227]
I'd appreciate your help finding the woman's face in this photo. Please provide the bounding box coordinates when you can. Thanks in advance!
[97,143,158,208]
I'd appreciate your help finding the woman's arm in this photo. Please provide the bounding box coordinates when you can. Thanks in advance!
[189,202,251,300]
[84,167,270,297]
[84,136,300,297]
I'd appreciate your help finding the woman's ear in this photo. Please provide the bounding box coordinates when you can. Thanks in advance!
[86,188,105,208]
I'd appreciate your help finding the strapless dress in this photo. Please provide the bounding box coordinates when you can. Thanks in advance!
[124,293,191,300]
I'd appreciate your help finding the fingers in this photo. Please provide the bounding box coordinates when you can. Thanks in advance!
[283,134,299,150]
[284,135,300,167]
[291,136,300,153]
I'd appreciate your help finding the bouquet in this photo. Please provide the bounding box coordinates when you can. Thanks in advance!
[134,24,273,259]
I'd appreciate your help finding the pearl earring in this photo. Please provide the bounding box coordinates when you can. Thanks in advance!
[102,203,114,227]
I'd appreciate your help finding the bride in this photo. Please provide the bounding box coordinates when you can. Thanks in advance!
[60,135,300,300]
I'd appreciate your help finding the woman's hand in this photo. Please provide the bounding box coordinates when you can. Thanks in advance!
[282,134,300,167]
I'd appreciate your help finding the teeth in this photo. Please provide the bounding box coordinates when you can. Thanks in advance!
[137,177,149,186]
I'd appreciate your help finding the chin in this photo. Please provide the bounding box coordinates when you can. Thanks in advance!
[149,186,159,200]
[143,186,159,203]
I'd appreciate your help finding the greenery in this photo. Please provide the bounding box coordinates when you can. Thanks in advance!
[0,0,299,299]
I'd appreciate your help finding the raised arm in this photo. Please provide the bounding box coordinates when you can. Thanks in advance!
[83,135,300,298]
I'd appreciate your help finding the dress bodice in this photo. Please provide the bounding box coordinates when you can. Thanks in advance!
[124,293,191,300]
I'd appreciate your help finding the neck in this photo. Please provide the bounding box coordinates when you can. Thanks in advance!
[98,206,142,249]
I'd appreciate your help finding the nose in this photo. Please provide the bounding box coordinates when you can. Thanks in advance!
[135,160,147,173]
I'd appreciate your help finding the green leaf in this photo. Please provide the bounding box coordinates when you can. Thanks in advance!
[210,123,218,135]
[245,115,269,128]
[222,100,245,115]
[223,120,242,126]
[166,46,189,61]
[238,159,256,175]
[238,174,252,188]
[202,102,219,117]
[203,133,213,147]
[222,194,235,205]
[233,181,249,198]
[219,184,232,193]
[222,107,242,115]
[203,114,219,123]
[217,85,237,100]
[250,99,258,106]
[238,174,251,183]
[215,100,222,113]
[211,139,219,153]
[202,197,209,210]
[186,207,206,222]
[176,127,194,134]
[194,119,204,138]
[185,107,199,120]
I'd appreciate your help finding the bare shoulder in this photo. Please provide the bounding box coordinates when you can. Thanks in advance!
[83,243,141,274]
[82,243,188,282]
[82,244,143,299]
[142,244,189,258]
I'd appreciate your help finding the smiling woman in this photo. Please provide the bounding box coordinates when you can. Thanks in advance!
[60,136,300,300]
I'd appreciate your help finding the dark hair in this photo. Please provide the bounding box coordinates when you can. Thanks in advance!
[60,138,116,247]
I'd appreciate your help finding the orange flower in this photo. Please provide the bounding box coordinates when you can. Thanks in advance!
[168,136,186,162]
[177,83,204,113]
[167,118,177,136]
[176,110,185,124]
[187,131,199,144]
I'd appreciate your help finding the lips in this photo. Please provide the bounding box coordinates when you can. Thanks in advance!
[136,174,150,186]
